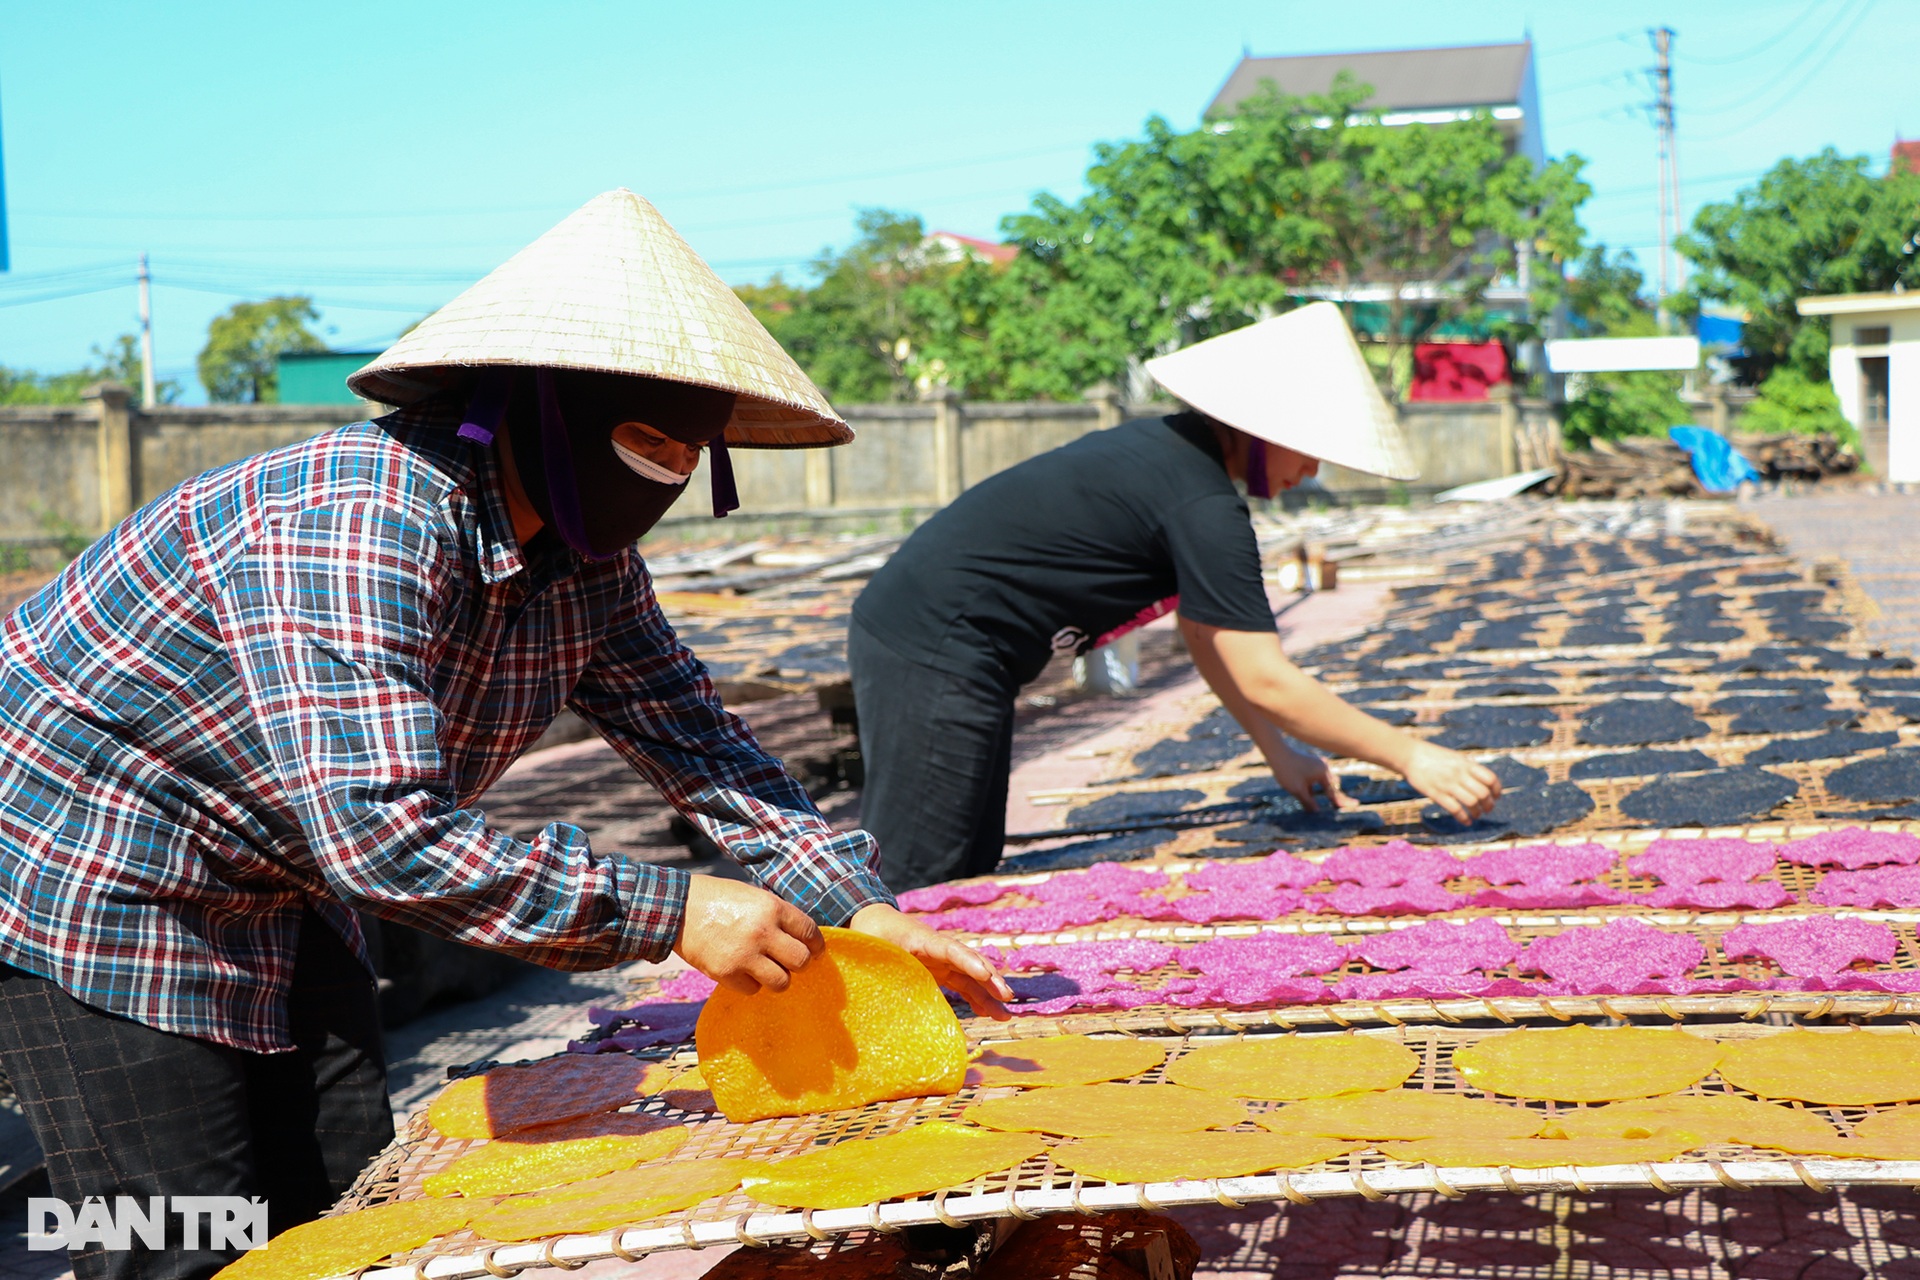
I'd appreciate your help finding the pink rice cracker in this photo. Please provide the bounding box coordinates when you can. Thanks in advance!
[1779,828,1920,871]
[1183,851,1325,893]
[1818,972,1920,993]
[1627,838,1780,886]
[1810,865,1920,909]
[1463,843,1618,887]
[1640,881,1793,910]
[1002,939,1178,978]
[1014,985,1159,1017]
[1319,882,1467,916]
[658,970,718,1002]
[1331,973,1548,1001]
[1154,888,1308,925]
[1352,918,1519,974]
[1523,918,1706,993]
[1028,862,1170,903]
[1627,838,1787,909]
[1180,933,1349,977]
[1473,883,1633,909]
[896,880,1011,913]
[1166,974,1331,1007]
[920,900,1117,934]
[1720,917,1898,976]
[1321,840,1463,887]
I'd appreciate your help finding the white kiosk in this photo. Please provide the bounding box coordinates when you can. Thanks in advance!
[1795,291,1920,482]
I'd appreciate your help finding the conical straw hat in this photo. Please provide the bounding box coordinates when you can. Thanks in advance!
[348,189,849,448]
[1145,302,1418,481]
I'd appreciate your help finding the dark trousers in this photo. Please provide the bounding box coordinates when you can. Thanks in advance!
[848,618,1018,892]
[0,910,394,1280]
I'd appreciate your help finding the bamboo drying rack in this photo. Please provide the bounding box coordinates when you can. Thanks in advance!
[349,1020,1920,1279]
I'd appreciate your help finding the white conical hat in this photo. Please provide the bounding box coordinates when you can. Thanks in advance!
[348,189,849,448]
[1145,302,1418,481]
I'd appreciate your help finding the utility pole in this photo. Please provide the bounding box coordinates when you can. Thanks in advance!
[137,253,156,409]
[1651,26,1679,330]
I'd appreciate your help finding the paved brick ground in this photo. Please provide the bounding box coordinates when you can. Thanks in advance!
[1749,489,1920,657]
[11,502,1915,1278]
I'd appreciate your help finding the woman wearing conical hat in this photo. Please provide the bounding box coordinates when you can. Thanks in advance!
[851,304,1502,891]
[0,191,1006,1277]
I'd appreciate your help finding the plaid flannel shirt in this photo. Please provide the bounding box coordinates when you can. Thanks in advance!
[0,402,891,1052]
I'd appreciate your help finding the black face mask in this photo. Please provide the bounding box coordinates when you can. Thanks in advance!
[462,370,737,560]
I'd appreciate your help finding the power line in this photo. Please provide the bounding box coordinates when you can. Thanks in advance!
[159,282,443,314]
[1684,0,1866,118]
[15,141,1093,224]
[1549,67,1641,96]
[0,280,128,308]
[1677,0,1825,65]
[1538,30,1637,58]
[1683,0,1878,142]
[10,184,1049,261]
[1555,103,1643,130]
[1582,165,1769,204]
[0,259,132,289]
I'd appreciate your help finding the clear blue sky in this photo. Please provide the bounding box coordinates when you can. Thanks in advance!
[0,0,1908,401]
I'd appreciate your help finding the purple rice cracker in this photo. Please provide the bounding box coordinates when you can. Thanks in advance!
[1523,918,1707,992]
[1719,917,1898,977]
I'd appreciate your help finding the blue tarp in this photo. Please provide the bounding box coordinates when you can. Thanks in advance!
[1669,425,1762,493]
[1695,314,1746,350]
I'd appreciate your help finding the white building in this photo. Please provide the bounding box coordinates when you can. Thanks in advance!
[1795,292,1920,482]
[1205,42,1546,375]
[1207,41,1545,167]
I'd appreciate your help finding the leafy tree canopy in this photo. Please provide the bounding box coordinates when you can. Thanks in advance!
[1678,149,1920,381]
[0,334,182,406]
[1565,245,1658,337]
[198,296,325,403]
[1742,365,1854,443]
[1557,246,1690,448]
[741,210,956,405]
[915,76,1589,401]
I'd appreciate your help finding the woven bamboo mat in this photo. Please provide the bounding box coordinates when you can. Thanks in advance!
[350,1020,1920,1278]
[1044,706,1916,846]
[1180,1181,1920,1280]
[1329,679,1908,717]
[936,822,1920,926]
[600,821,1920,1035]
[1379,555,1820,620]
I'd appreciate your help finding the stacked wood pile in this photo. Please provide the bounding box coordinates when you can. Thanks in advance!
[1548,436,1700,499]
[1735,431,1860,481]
[1548,432,1857,499]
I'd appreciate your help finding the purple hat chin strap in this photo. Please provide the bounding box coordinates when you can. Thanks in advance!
[709,436,740,518]
[535,370,611,561]
[1245,435,1271,500]
[457,369,513,446]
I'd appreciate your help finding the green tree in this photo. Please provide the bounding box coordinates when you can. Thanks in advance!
[198,296,325,403]
[1565,245,1657,336]
[1678,149,1920,381]
[913,76,1589,402]
[1561,364,1692,450]
[92,335,183,404]
[742,210,952,404]
[1741,366,1854,443]
[1558,245,1692,448]
[0,334,181,406]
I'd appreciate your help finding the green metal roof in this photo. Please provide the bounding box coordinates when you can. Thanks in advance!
[276,351,379,404]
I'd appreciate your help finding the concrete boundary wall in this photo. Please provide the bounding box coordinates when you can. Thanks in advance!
[5,381,1706,558]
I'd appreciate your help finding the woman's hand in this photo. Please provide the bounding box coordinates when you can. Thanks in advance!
[672,875,825,996]
[1401,741,1502,824]
[850,903,1013,1020]
[1263,740,1354,813]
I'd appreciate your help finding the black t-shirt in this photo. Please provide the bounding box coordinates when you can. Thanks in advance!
[852,413,1276,686]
